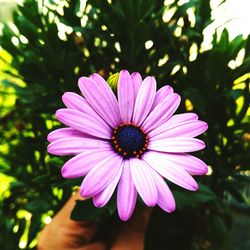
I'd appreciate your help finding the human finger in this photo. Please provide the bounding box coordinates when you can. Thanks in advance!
[38,191,99,249]
[111,207,153,250]
[77,242,106,250]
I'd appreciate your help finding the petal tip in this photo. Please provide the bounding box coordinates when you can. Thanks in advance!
[118,211,132,221]
[119,70,130,81]
[201,141,206,149]
[79,191,86,199]
[131,71,140,76]
[79,188,89,198]
[61,92,71,103]
[55,108,70,121]
[55,109,63,119]
[145,200,157,207]
[166,204,176,213]
[172,93,181,107]
[147,76,155,81]
[47,144,54,155]
[131,72,142,83]
[120,69,129,74]
[47,132,53,142]
[89,73,105,83]
[90,72,99,78]
[78,76,90,89]
[203,122,209,132]
[93,198,102,208]
[62,91,69,98]
[202,165,209,175]
[119,215,130,221]
[61,166,70,178]
[192,182,199,191]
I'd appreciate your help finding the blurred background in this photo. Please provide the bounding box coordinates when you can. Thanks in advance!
[0,0,249,249]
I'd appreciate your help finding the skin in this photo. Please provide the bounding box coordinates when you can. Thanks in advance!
[37,191,151,250]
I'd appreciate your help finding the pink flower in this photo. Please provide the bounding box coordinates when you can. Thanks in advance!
[47,70,208,221]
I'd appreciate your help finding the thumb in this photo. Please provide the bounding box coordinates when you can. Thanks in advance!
[111,207,153,250]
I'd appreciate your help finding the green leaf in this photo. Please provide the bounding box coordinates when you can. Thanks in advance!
[70,199,112,222]
[48,157,64,167]
[32,174,62,184]
[217,28,229,51]
[173,183,216,208]
[228,34,245,59]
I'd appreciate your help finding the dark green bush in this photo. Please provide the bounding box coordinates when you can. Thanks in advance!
[0,0,249,249]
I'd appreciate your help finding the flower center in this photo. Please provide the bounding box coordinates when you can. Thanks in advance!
[111,123,148,158]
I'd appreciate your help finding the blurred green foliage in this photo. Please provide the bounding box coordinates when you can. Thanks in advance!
[0,0,250,249]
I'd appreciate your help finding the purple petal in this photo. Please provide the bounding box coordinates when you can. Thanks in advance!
[78,75,121,127]
[150,170,176,212]
[149,113,199,137]
[118,70,134,122]
[61,148,113,178]
[62,92,88,112]
[143,151,198,191]
[157,153,208,175]
[80,153,123,197]
[117,160,137,221]
[131,72,142,102]
[151,120,208,140]
[47,137,110,156]
[132,76,156,125]
[148,137,205,153]
[62,92,108,127]
[165,113,198,126]
[55,108,111,139]
[47,128,86,143]
[93,163,123,207]
[151,85,173,110]
[142,93,181,132]
[130,158,158,207]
